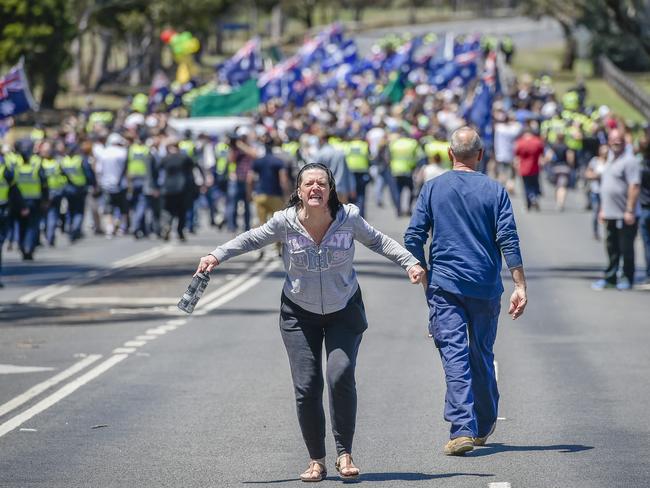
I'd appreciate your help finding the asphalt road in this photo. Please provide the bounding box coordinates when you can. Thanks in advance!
[354,16,563,55]
[1,175,649,487]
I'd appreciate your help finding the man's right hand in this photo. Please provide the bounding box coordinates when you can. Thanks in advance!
[508,286,527,320]
[195,254,219,276]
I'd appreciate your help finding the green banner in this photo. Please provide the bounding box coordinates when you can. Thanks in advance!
[190,79,260,117]
[382,72,405,104]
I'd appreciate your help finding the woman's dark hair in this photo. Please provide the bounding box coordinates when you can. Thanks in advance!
[287,163,342,218]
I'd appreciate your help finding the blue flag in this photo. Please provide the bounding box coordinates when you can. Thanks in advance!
[0,60,37,119]
[219,38,263,86]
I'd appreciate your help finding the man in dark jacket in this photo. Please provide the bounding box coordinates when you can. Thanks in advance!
[159,139,201,241]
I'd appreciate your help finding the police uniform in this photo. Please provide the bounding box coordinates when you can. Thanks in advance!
[127,142,153,237]
[345,139,371,218]
[38,155,67,246]
[61,153,94,241]
[15,155,46,259]
[389,136,421,216]
[0,159,23,285]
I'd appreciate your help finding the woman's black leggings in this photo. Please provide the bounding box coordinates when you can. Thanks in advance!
[279,288,367,459]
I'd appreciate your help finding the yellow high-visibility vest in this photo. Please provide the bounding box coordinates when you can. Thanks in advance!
[389,137,419,175]
[345,140,370,172]
[127,144,150,178]
[61,155,87,187]
[15,161,42,200]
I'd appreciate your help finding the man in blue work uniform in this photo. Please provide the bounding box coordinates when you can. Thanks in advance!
[404,127,528,455]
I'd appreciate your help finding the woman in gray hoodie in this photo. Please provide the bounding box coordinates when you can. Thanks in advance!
[196,163,425,482]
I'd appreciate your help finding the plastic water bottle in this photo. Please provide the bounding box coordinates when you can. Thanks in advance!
[177,272,210,314]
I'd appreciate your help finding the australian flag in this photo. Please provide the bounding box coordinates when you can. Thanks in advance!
[0,60,37,119]
[219,37,263,86]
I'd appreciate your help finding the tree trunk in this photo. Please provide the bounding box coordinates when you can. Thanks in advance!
[560,21,576,71]
[69,36,82,91]
[354,6,363,23]
[408,5,417,25]
[271,4,283,42]
[82,31,97,90]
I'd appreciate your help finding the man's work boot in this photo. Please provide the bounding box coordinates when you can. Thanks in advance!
[474,423,496,446]
[444,436,474,456]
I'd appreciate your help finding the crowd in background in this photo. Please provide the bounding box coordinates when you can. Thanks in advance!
[1,35,649,291]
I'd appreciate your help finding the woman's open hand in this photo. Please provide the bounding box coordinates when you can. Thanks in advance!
[195,254,219,276]
[408,264,427,287]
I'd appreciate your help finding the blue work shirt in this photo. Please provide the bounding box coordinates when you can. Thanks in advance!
[404,170,522,299]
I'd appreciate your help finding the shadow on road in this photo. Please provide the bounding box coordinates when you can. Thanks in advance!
[511,265,602,282]
[243,472,493,483]
[470,442,594,457]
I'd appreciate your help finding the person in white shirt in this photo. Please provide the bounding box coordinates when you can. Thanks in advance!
[493,114,522,193]
[93,133,128,237]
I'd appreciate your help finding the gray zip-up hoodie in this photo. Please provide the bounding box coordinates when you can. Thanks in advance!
[210,204,419,314]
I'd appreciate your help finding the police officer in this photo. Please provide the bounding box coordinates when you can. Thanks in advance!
[0,154,27,286]
[61,140,95,242]
[389,130,422,216]
[36,141,66,246]
[15,145,47,260]
[179,130,200,234]
[212,136,232,229]
[126,134,154,238]
[345,135,371,218]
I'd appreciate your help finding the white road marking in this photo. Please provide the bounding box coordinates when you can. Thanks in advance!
[166,319,187,326]
[497,417,507,420]
[18,245,173,305]
[0,355,102,418]
[195,259,281,314]
[488,483,511,488]
[2,257,278,436]
[145,328,168,335]
[112,348,136,354]
[0,354,128,438]
[109,306,181,315]
[494,360,499,382]
[135,335,157,341]
[60,297,178,306]
[19,428,37,432]
[0,365,55,375]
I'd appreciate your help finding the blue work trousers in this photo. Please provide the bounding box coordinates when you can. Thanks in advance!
[427,285,500,439]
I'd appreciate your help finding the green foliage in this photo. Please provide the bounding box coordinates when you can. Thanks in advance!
[0,0,77,107]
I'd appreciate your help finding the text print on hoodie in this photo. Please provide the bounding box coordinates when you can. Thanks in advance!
[211,204,420,315]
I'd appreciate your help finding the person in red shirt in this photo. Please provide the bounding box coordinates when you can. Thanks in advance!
[514,126,545,211]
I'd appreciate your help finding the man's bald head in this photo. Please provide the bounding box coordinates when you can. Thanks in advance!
[449,126,483,167]
[608,128,625,156]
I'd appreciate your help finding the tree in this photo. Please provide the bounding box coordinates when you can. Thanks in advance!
[520,0,586,70]
[0,0,76,108]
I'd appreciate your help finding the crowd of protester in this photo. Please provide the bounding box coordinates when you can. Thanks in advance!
[1,35,649,291]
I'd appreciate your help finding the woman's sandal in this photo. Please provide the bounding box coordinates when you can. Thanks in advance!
[300,460,327,483]
[335,453,360,481]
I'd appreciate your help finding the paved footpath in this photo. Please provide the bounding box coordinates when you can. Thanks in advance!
[1,181,649,487]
